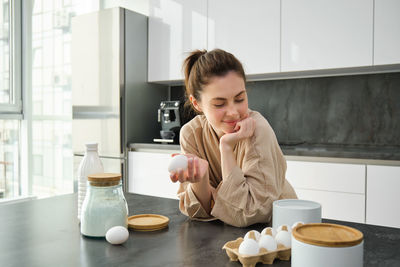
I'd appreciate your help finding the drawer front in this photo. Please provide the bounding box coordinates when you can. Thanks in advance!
[128,152,179,199]
[286,161,365,194]
[295,188,365,223]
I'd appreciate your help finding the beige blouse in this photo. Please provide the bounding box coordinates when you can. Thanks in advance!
[177,109,297,227]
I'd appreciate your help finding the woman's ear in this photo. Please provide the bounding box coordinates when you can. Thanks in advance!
[189,95,202,113]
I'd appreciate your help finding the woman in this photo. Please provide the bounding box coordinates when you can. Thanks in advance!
[169,49,297,227]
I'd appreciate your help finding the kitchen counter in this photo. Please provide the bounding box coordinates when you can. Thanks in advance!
[281,144,400,162]
[1,193,399,267]
[129,143,400,166]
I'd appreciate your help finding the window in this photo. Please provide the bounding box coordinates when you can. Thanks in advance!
[0,0,21,200]
[0,119,19,198]
[0,0,11,105]
[23,0,99,198]
[1,0,99,200]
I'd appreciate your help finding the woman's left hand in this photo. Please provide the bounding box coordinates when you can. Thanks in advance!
[220,115,256,150]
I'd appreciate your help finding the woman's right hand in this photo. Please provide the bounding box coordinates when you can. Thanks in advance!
[169,154,209,184]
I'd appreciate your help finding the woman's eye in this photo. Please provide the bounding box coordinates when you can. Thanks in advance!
[235,99,245,103]
[213,103,225,108]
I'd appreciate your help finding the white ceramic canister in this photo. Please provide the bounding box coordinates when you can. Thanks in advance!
[77,143,104,220]
[291,223,364,267]
[272,199,321,229]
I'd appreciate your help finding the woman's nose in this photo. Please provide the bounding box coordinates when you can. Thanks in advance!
[226,103,239,117]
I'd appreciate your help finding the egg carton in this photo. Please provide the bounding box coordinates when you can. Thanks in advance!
[222,237,291,267]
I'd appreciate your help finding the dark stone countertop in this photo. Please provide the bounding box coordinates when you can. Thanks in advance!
[2,193,398,267]
[129,143,400,163]
[281,144,400,161]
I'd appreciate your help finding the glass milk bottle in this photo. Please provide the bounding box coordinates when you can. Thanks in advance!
[77,143,104,221]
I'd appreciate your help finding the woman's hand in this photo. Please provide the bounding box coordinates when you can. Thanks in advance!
[220,116,256,151]
[169,154,209,184]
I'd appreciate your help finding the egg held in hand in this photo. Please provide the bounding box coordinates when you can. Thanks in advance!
[106,226,129,245]
[238,238,260,255]
[168,154,188,172]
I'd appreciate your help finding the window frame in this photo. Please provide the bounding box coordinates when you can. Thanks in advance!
[0,0,22,116]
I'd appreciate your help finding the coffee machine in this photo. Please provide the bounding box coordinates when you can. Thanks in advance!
[154,101,182,144]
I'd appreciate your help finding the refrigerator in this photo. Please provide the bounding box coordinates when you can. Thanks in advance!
[71,7,168,192]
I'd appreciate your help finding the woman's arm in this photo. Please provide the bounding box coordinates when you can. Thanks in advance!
[213,115,288,227]
[219,116,256,178]
[171,156,213,214]
[190,167,213,214]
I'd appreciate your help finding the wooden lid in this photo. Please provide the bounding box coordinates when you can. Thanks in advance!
[128,214,169,231]
[292,223,363,247]
[87,173,121,186]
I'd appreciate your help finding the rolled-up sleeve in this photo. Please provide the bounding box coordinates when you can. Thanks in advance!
[176,124,216,221]
[177,182,215,221]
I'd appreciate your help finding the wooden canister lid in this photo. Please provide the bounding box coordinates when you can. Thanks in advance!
[87,173,121,186]
[128,214,169,231]
[292,223,363,247]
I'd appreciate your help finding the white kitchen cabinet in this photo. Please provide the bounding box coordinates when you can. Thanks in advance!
[295,188,365,223]
[286,160,366,223]
[286,161,365,194]
[208,0,280,75]
[281,0,373,71]
[374,0,400,65]
[128,151,179,199]
[366,165,400,228]
[148,0,207,82]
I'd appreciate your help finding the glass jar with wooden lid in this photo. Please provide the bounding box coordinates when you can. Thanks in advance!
[80,173,128,237]
[291,223,364,267]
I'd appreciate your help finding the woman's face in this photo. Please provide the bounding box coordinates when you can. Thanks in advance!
[191,71,249,137]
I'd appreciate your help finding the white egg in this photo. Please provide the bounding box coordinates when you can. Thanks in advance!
[275,230,291,248]
[277,224,291,233]
[238,238,260,255]
[168,155,188,172]
[261,227,277,237]
[106,226,129,245]
[291,221,304,230]
[244,230,261,241]
[258,234,278,251]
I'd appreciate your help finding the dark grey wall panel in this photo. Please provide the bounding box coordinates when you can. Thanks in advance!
[171,72,400,147]
[247,72,400,147]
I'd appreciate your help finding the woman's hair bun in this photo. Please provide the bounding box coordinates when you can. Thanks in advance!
[183,49,207,84]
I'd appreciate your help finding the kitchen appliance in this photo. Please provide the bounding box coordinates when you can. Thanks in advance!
[71,7,168,192]
[154,100,182,144]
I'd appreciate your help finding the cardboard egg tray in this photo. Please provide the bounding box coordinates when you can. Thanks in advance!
[222,237,291,267]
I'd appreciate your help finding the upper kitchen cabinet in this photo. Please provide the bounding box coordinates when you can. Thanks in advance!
[374,0,400,65]
[72,8,121,106]
[208,0,280,75]
[148,0,207,82]
[281,0,373,72]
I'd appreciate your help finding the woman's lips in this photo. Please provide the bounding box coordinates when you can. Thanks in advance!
[224,120,238,126]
